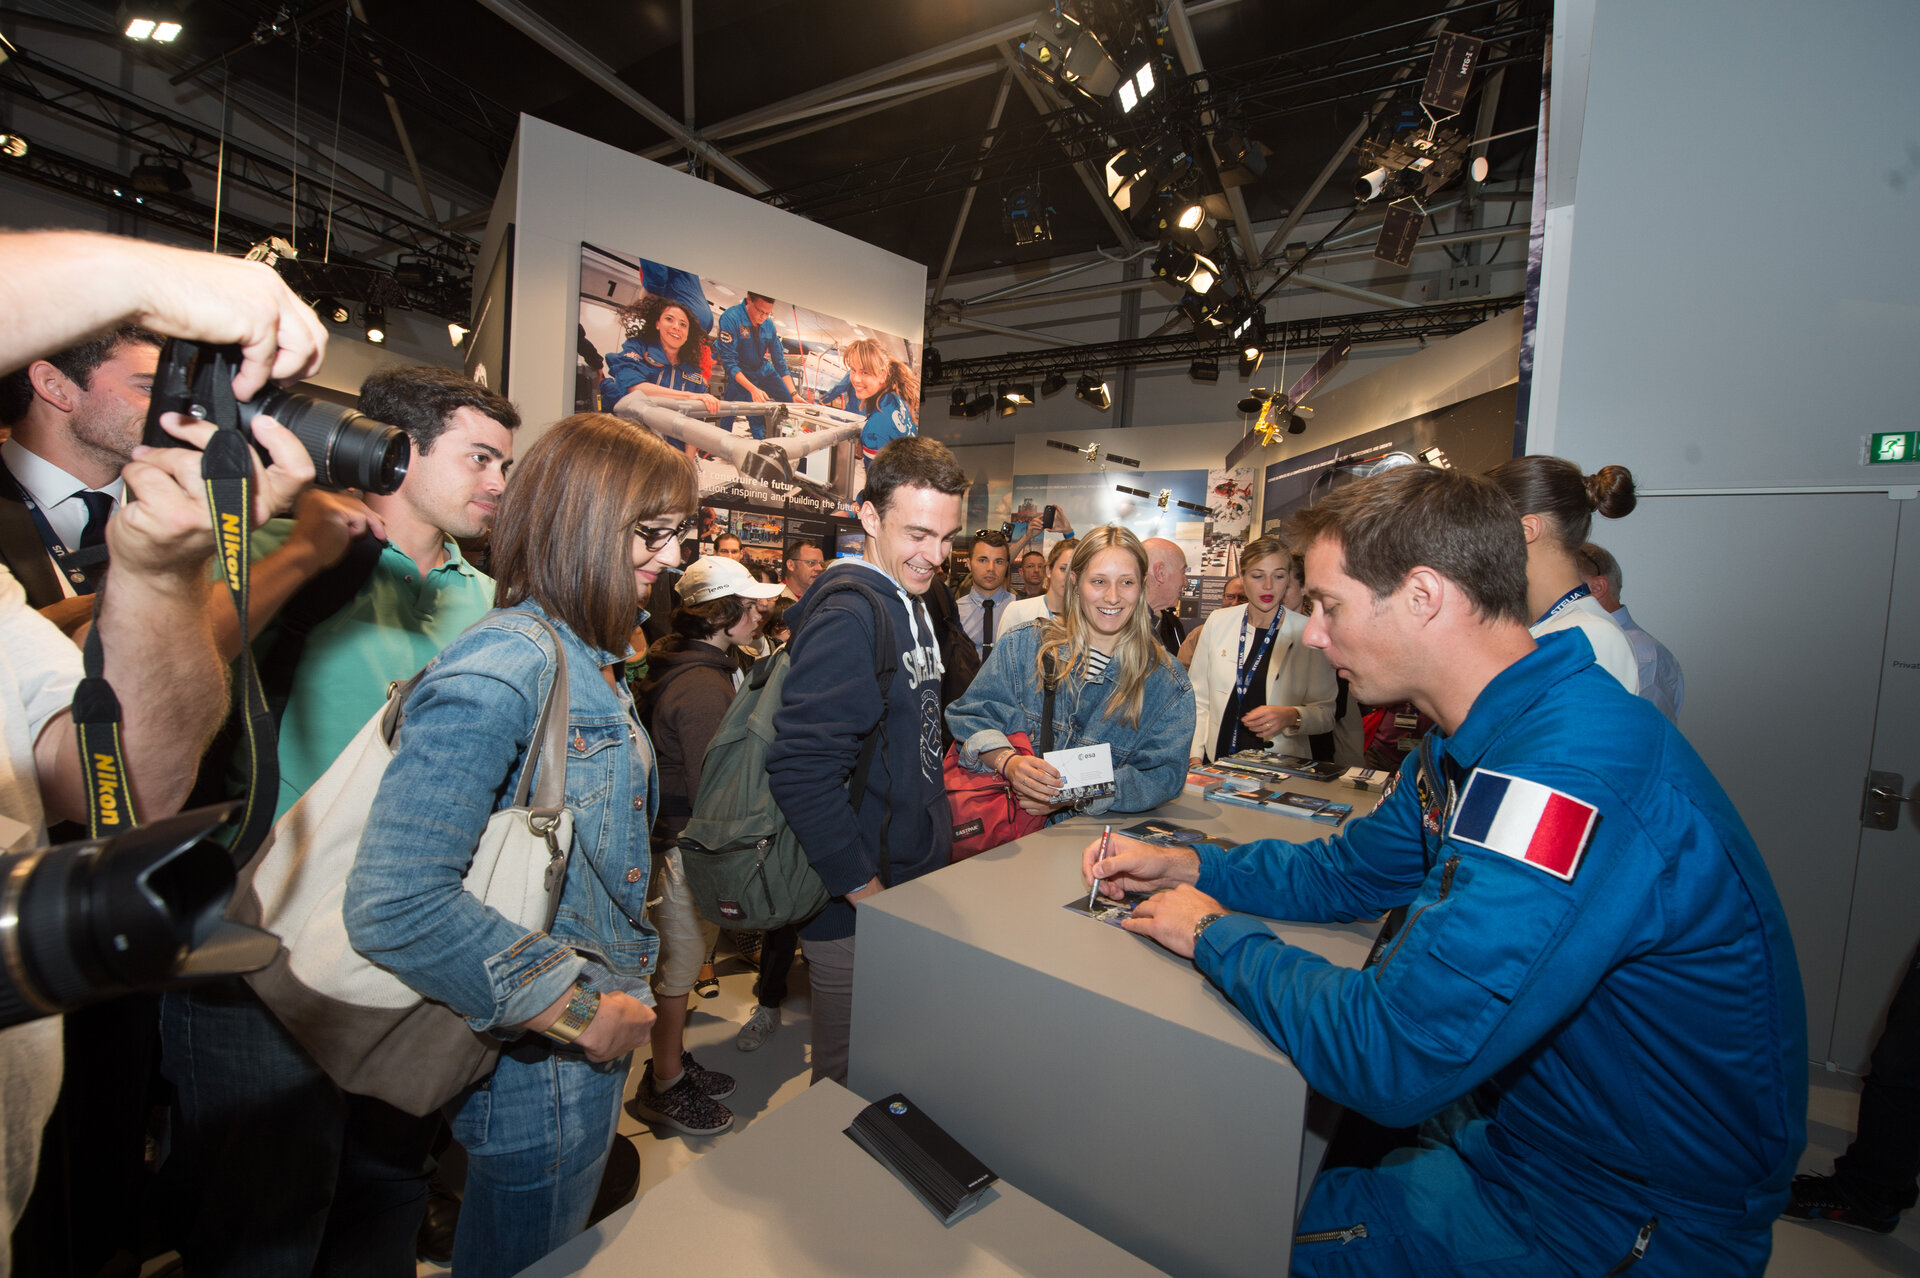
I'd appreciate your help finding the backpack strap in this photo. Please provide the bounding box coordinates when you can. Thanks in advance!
[1039,652,1058,756]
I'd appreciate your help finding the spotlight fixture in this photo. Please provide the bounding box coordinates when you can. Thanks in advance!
[315,297,349,326]
[119,4,182,41]
[949,386,969,417]
[363,303,387,345]
[1176,202,1205,231]
[1018,10,1120,100]
[1153,241,1197,284]
[1002,383,1035,406]
[1041,371,1068,397]
[1115,58,1156,114]
[1188,356,1219,383]
[448,322,470,348]
[129,155,191,197]
[394,255,437,288]
[1238,348,1262,377]
[1075,374,1111,411]
[1187,257,1218,296]
[0,133,26,160]
[965,392,995,418]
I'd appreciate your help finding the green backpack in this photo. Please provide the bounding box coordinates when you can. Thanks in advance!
[677,575,896,931]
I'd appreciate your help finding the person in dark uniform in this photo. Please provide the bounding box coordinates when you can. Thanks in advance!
[1086,465,1805,1277]
[714,292,797,441]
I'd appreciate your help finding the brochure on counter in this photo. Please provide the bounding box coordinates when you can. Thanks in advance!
[1212,786,1355,825]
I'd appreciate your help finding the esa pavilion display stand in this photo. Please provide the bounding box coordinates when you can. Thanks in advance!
[850,787,1381,1278]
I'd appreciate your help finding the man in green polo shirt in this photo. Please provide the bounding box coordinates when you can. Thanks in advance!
[162,364,519,1277]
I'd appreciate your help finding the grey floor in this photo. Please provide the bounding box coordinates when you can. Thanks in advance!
[414,942,1918,1277]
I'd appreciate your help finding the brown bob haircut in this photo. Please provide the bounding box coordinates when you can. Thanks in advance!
[491,413,698,652]
[1286,466,1530,626]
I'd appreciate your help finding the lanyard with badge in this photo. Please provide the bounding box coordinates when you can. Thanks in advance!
[1534,583,1591,627]
[1225,614,1281,754]
[0,454,110,590]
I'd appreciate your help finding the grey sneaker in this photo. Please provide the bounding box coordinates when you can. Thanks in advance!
[736,1004,780,1052]
[677,1050,735,1100]
[626,1058,734,1137]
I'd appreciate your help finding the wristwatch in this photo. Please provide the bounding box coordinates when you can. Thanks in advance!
[542,976,601,1045]
[1193,911,1229,950]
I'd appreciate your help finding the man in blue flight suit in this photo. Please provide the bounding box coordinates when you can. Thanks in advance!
[714,291,798,440]
[1085,465,1805,1277]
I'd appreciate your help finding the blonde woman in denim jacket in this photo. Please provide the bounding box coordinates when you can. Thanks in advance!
[346,414,697,1278]
[946,526,1196,819]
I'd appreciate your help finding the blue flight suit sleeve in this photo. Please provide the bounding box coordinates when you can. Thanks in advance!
[599,341,653,411]
[823,373,853,408]
[715,304,748,384]
[1190,758,1666,1129]
[765,322,793,381]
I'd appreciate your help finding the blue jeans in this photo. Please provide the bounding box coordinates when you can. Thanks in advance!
[158,980,434,1278]
[447,1036,630,1278]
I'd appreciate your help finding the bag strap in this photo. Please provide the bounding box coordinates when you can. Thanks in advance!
[799,573,900,890]
[1039,652,1057,756]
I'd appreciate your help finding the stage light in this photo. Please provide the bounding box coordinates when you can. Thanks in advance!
[121,5,182,41]
[363,303,386,345]
[315,297,349,326]
[1002,383,1034,406]
[1075,374,1111,410]
[1153,241,1196,284]
[0,134,26,160]
[124,18,154,38]
[1005,186,1053,246]
[1041,371,1068,397]
[448,322,469,347]
[1189,356,1219,383]
[965,392,995,418]
[1177,202,1205,231]
[1117,60,1156,114]
[1187,258,1217,295]
[950,387,969,418]
[129,155,191,197]
[1238,349,1262,377]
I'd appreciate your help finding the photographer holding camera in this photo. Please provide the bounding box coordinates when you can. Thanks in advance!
[163,363,518,1277]
[0,228,323,1275]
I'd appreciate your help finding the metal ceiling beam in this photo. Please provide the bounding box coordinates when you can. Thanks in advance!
[933,296,1520,383]
[932,69,1017,310]
[654,11,1047,155]
[934,316,1086,349]
[470,0,767,192]
[681,0,695,127]
[997,43,1138,250]
[1312,221,1523,264]
[1162,0,1260,263]
[710,64,1004,140]
[1287,273,1419,308]
[346,0,438,224]
[727,78,977,157]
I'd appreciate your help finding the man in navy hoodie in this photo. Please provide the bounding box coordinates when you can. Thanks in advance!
[767,436,967,1083]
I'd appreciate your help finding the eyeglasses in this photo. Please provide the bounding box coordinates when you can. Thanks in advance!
[633,517,699,551]
[971,529,1010,547]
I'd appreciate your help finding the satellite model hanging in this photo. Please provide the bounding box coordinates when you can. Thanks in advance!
[1115,484,1215,517]
[1357,30,1487,269]
[1224,337,1353,469]
[1047,439,1142,470]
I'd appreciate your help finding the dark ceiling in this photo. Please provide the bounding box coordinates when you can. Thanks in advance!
[13,0,1544,288]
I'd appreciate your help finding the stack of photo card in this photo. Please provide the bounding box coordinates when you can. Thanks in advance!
[845,1094,998,1226]
[1341,766,1393,791]
[1223,751,1347,783]
[1213,787,1355,825]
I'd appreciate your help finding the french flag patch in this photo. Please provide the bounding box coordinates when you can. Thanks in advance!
[1447,769,1599,882]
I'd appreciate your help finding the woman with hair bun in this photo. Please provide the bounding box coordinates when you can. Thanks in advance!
[1486,455,1641,694]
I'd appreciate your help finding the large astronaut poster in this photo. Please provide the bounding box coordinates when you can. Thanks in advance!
[575,242,922,560]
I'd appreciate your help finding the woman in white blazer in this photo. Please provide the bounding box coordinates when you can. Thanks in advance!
[1187,535,1338,764]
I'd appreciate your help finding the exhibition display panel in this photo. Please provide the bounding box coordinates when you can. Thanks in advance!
[851,787,1381,1278]
[511,1079,1168,1278]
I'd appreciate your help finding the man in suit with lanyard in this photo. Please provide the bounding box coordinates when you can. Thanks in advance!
[0,325,162,633]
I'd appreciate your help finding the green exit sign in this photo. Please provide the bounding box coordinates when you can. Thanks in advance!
[1867,431,1920,464]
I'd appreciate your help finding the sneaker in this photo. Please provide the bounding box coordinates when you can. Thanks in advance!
[736,1004,780,1053]
[1783,1173,1900,1234]
[626,1058,734,1137]
[677,1050,735,1100]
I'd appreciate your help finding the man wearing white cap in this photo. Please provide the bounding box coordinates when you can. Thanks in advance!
[628,553,783,1137]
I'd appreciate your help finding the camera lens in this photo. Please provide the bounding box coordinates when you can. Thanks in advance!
[246,390,411,495]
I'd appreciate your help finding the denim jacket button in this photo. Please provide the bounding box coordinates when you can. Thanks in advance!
[625,867,642,883]
[632,797,643,810]
[572,734,586,750]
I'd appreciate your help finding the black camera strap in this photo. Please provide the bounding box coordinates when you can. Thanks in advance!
[72,353,280,856]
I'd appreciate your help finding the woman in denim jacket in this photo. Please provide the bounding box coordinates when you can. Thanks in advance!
[946,526,1196,819]
[346,413,697,1278]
